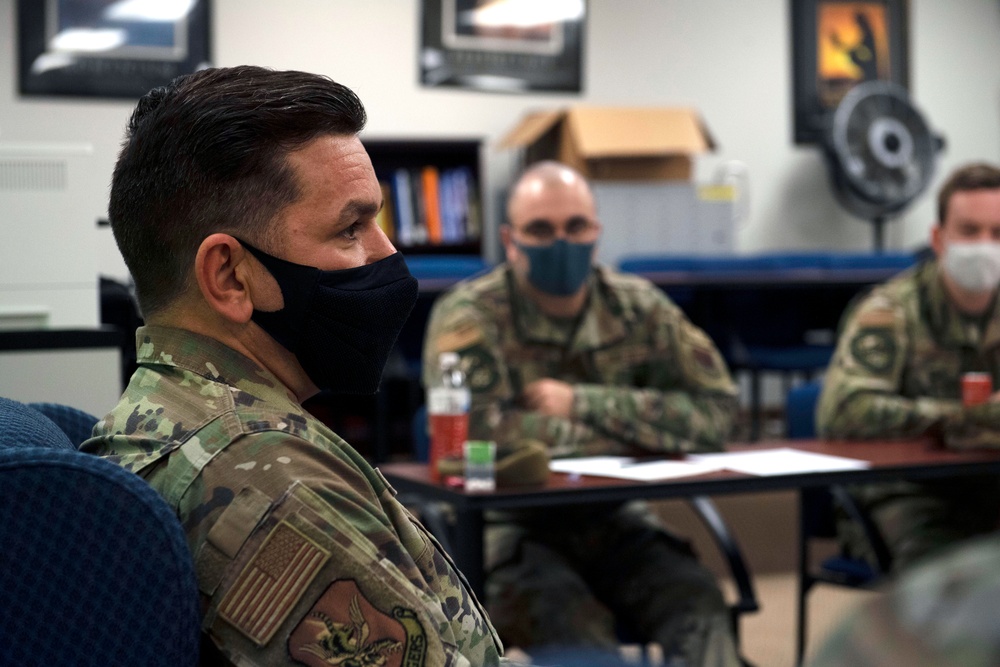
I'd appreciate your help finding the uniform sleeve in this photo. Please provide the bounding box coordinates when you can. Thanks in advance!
[423,292,625,458]
[817,291,961,439]
[170,433,502,667]
[571,311,738,454]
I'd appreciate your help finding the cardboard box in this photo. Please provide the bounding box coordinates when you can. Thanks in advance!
[498,106,716,181]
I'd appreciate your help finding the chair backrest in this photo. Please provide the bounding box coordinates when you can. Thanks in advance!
[412,403,430,462]
[0,396,74,451]
[786,380,823,439]
[0,447,201,667]
[28,401,99,448]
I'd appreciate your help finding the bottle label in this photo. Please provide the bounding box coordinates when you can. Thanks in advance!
[427,387,471,415]
[429,413,469,481]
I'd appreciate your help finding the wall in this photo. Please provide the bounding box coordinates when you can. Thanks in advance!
[1,0,999,288]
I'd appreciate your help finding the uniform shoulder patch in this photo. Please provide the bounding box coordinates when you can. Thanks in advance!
[849,326,898,374]
[679,322,725,379]
[218,520,330,646]
[288,580,427,667]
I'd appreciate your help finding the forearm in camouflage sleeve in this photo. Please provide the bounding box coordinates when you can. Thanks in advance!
[572,384,735,453]
[469,401,626,458]
[941,401,1000,449]
[817,389,961,439]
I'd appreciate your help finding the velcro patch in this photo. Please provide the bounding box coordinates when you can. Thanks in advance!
[849,327,898,374]
[288,580,427,667]
[857,309,896,328]
[218,520,330,646]
[691,345,721,376]
[435,323,483,354]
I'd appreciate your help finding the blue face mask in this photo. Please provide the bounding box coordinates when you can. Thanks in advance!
[515,239,595,296]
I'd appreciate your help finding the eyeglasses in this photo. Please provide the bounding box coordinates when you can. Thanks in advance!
[513,216,600,244]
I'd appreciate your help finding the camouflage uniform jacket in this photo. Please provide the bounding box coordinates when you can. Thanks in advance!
[83,326,502,667]
[817,259,1000,447]
[423,265,738,458]
[808,534,1000,667]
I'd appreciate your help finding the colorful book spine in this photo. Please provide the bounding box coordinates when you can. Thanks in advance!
[421,166,443,244]
[392,168,414,246]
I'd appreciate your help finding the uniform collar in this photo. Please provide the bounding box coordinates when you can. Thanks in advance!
[507,265,628,350]
[921,260,1000,351]
[134,325,298,405]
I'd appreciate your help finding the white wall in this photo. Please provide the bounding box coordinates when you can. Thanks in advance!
[2,0,999,288]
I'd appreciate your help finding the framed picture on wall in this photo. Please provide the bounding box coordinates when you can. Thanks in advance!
[791,0,909,144]
[17,0,211,99]
[420,0,585,94]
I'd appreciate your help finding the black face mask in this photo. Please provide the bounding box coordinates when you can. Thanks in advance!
[237,239,418,395]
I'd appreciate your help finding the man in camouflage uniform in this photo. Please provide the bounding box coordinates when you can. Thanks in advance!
[422,161,742,665]
[817,163,1000,572]
[82,66,504,666]
[808,534,1000,667]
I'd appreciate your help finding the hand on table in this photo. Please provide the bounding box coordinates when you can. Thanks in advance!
[521,378,575,418]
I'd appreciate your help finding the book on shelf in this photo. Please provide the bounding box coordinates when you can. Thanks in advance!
[391,168,415,246]
[421,166,443,244]
[376,181,396,242]
[384,164,480,249]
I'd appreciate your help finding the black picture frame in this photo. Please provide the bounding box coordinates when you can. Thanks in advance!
[419,0,585,94]
[17,0,211,99]
[791,0,909,144]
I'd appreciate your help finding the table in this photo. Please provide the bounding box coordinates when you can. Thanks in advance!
[381,439,1000,595]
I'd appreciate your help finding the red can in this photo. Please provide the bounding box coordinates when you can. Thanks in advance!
[962,373,993,407]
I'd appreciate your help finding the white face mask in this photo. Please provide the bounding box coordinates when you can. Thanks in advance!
[941,241,1000,293]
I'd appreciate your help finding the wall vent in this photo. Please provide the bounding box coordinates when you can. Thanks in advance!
[0,160,68,191]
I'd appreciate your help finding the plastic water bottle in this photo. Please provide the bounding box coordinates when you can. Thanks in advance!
[428,352,470,482]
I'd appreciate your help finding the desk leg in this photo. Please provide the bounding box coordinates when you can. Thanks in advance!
[795,490,810,667]
[453,506,485,598]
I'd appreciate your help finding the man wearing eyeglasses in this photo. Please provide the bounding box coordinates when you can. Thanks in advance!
[422,161,741,665]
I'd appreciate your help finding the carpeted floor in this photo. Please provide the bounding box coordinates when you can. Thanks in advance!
[729,571,877,667]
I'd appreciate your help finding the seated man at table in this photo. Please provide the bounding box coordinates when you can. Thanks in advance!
[817,162,1000,572]
[82,66,504,666]
[422,161,742,665]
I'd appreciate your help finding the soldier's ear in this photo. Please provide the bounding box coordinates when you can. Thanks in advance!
[930,224,945,259]
[500,224,518,264]
[194,233,255,324]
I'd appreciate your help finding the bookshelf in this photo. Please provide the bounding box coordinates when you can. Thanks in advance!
[362,138,484,256]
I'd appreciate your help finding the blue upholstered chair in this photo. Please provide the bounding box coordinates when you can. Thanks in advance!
[0,396,75,451]
[28,401,99,447]
[0,397,201,666]
[785,381,890,666]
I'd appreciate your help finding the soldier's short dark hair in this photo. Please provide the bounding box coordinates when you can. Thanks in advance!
[937,163,1000,225]
[109,65,367,316]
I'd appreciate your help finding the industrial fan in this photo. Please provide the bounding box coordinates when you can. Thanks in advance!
[822,80,944,251]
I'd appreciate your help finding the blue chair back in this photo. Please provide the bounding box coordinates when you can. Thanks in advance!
[28,402,99,448]
[786,380,823,439]
[0,447,201,666]
[412,404,430,462]
[0,396,74,451]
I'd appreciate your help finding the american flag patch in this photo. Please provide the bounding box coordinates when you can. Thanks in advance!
[218,520,330,646]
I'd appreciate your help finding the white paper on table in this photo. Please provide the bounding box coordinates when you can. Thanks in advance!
[549,456,725,481]
[688,447,869,476]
